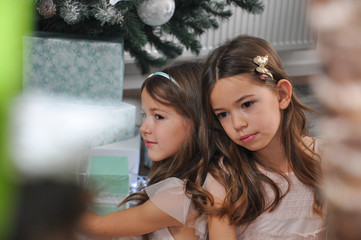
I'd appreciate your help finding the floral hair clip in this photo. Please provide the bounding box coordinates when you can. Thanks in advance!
[253,55,273,80]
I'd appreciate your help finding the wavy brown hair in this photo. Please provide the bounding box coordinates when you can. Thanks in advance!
[201,35,323,225]
[120,61,213,239]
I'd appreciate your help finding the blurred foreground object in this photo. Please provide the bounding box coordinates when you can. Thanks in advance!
[311,0,361,239]
[9,179,89,240]
[10,91,130,178]
[0,0,33,238]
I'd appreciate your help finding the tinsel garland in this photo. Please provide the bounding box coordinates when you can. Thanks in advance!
[34,0,264,74]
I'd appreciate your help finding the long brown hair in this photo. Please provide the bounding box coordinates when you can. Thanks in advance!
[201,35,323,225]
[121,61,212,239]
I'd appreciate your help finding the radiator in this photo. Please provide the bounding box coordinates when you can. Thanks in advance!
[124,0,315,62]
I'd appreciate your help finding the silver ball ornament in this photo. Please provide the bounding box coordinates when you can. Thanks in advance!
[137,0,175,26]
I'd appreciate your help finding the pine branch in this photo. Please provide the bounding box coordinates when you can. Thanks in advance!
[201,1,232,18]
[145,26,183,59]
[168,22,202,54]
[124,39,167,74]
[121,11,147,46]
[182,13,222,34]
[227,0,264,14]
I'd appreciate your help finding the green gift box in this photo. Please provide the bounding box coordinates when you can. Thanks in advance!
[88,156,129,197]
[23,32,124,102]
[89,203,124,215]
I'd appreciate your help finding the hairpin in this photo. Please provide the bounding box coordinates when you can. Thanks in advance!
[253,55,273,80]
[147,71,179,87]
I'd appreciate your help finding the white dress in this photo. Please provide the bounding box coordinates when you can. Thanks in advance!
[204,170,326,239]
[236,171,327,239]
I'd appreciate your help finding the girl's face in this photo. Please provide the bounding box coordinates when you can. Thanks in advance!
[140,89,191,162]
[210,74,289,152]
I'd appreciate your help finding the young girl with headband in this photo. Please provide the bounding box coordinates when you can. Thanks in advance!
[201,35,326,239]
[79,61,214,240]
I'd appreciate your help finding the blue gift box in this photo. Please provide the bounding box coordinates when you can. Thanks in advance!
[88,155,129,196]
[23,32,125,102]
[91,133,141,184]
[87,155,130,215]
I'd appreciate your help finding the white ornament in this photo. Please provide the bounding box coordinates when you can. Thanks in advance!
[137,0,175,26]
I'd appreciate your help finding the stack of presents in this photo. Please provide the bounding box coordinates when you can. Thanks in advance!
[23,32,142,214]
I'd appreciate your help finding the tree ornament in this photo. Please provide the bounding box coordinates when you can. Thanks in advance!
[93,2,124,26]
[137,0,175,26]
[37,0,57,19]
[59,0,87,25]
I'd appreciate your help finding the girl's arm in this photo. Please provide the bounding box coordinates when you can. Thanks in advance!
[79,199,182,238]
[208,198,237,240]
[205,173,237,240]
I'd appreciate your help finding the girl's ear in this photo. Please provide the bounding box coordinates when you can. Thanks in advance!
[276,79,292,110]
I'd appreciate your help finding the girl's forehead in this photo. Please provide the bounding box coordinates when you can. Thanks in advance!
[214,74,257,90]
[141,89,177,112]
[213,73,272,92]
[210,75,275,106]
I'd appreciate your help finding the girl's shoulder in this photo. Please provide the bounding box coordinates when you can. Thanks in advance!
[203,173,227,201]
[145,177,186,203]
[145,178,207,239]
[145,177,191,225]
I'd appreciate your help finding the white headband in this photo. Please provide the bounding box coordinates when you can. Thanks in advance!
[147,71,179,87]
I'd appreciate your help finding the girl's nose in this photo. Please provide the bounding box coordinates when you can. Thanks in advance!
[232,113,248,130]
[140,118,151,135]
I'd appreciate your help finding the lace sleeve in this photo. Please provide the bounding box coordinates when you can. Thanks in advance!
[145,177,191,225]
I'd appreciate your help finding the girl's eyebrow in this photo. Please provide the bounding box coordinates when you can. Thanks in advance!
[213,94,254,112]
[149,107,168,113]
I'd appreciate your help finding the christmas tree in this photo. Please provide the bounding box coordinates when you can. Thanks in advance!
[35,0,264,74]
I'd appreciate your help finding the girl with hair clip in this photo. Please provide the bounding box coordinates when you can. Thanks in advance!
[201,35,326,239]
[79,61,214,240]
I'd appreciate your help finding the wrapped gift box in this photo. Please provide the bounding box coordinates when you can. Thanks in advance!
[83,102,136,146]
[88,155,129,197]
[91,133,141,185]
[79,135,142,215]
[23,32,124,102]
[89,195,128,215]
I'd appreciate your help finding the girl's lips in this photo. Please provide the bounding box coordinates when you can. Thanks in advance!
[240,133,256,143]
[144,140,157,147]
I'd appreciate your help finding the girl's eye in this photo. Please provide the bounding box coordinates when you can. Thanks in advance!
[141,112,146,119]
[216,112,229,119]
[242,101,254,108]
[155,114,164,120]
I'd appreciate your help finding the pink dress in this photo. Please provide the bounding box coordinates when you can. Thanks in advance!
[204,170,326,240]
[131,177,207,240]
